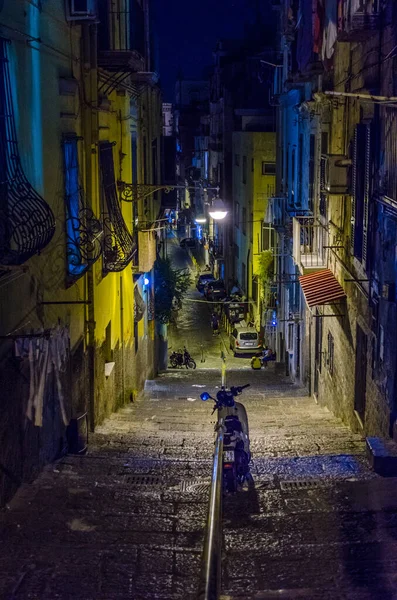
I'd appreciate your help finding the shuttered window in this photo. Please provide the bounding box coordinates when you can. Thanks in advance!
[351,123,371,264]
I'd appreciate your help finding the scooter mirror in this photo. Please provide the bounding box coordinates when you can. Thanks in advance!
[200,392,210,401]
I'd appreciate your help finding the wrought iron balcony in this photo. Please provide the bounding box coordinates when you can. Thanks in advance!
[292,217,327,274]
[99,142,136,272]
[98,3,146,72]
[63,137,103,279]
[0,38,55,266]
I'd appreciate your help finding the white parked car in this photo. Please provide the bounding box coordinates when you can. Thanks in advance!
[229,327,262,356]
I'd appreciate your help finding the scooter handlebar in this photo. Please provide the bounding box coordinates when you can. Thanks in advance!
[231,383,250,395]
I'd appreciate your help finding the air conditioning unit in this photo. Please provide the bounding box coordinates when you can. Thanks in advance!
[66,0,97,21]
[321,155,351,195]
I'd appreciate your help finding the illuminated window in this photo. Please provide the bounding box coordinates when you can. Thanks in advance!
[63,138,86,277]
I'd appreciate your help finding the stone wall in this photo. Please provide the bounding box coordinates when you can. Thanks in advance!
[317,279,390,439]
[0,339,79,507]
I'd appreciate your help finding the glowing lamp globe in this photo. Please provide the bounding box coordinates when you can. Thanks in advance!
[209,199,228,220]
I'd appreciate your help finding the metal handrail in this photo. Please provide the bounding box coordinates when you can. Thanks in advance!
[197,424,224,600]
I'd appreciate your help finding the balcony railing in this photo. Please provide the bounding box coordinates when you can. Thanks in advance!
[99,142,136,272]
[0,38,55,266]
[98,2,146,72]
[292,217,327,274]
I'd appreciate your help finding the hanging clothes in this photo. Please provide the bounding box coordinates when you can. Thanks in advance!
[321,0,338,61]
[26,337,50,428]
[14,327,70,428]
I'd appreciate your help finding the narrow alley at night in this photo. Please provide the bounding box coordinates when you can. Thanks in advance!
[1,0,397,599]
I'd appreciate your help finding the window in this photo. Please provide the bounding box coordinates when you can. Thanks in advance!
[143,136,147,184]
[235,154,240,166]
[298,134,303,206]
[351,123,371,264]
[285,148,289,193]
[379,325,384,363]
[321,131,329,155]
[243,155,247,184]
[252,276,258,302]
[63,138,86,277]
[262,224,275,251]
[0,39,55,265]
[309,134,315,212]
[234,202,240,228]
[262,162,276,175]
[240,332,258,341]
[291,148,296,200]
[327,331,334,375]
[371,336,377,379]
[242,207,247,235]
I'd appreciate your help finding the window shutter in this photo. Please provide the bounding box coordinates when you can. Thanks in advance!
[350,127,358,253]
[362,124,371,264]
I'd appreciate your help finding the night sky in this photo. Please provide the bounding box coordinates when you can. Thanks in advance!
[152,0,259,101]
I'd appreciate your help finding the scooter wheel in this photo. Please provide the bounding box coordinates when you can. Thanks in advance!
[188,359,196,370]
[224,469,237,493]
[170,358,178,368]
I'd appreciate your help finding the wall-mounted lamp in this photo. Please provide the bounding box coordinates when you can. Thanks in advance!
[209,199,228,220]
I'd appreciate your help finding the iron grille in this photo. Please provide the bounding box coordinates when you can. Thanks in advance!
[99,142,136,272]
[0,38,55,265]
[62,137,103,279]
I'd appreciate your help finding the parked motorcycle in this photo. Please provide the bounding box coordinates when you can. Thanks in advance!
[169,347,196,369]
[169,350,183,368]
[200,383,251,493]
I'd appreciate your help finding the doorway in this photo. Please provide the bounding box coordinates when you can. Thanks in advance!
[354,325,367,423]
[314,311,322,397]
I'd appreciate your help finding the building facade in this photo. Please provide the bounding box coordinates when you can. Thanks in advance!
[0,0,161,506]
[232,131,276,331]
[271,0,397,438]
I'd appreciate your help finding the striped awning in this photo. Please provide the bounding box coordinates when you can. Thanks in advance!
[299,269,346,308]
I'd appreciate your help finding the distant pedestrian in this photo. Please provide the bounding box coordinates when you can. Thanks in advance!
[211,312,220,335]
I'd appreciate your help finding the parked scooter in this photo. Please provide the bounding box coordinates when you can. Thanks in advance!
[169,350,183,368]
[183,347,196,369]
[200,384,251,492]
[169,347,196,369]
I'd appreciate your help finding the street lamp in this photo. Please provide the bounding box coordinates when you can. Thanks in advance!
[208,198,228,220]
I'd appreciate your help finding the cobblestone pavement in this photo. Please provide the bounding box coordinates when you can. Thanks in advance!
[1,244,397,599]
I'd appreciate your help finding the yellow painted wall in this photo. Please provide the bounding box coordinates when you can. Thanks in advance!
[252,133,276,277]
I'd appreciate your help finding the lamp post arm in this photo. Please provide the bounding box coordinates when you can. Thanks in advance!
[117,181,220,202]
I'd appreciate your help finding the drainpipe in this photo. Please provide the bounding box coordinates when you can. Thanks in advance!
[83,22,98,432]
[120,275,125,403]
[308,312,312,397]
